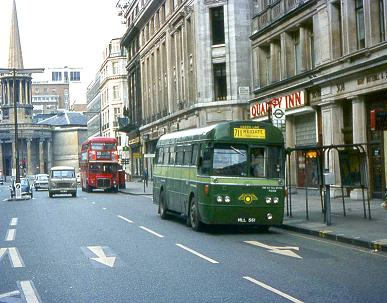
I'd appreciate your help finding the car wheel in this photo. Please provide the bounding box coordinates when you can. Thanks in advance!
[189,196,202,232]
[159,191,168,220]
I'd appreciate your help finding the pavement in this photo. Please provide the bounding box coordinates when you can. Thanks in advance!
[119,180,387,252]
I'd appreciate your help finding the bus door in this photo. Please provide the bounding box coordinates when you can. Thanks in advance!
[167,146,180,212]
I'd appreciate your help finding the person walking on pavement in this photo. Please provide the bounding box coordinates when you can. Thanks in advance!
[143,168,149,187]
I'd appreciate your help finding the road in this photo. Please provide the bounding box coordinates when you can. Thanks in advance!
[0,183,386,303]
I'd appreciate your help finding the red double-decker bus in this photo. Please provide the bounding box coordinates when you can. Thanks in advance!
[79,137,119,193]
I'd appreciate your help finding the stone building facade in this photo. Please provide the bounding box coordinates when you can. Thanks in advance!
[118,0,253,177]
[249,0,387,198]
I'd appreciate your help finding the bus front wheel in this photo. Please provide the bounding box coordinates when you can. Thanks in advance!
[159,191,168,219]
[189,197,202,232]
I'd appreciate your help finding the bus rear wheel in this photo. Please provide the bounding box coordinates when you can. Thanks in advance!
[159,191,168,219]
[189,197,202,232]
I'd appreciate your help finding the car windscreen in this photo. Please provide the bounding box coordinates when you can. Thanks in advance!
[51,170,75,178]
[38,175,48,180]
[20,179,29,186]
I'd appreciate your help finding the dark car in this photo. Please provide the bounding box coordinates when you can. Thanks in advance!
[10,178,33,199]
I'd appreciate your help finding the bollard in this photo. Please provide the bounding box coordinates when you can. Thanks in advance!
[325,184,331,226]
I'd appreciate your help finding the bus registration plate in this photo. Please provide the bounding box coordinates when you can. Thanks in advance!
[237,218,256,223]
[233,128,265,139]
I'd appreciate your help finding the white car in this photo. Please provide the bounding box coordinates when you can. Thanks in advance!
[34,174,49,191]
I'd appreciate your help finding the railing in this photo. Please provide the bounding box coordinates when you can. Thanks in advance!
[252,0,312,33]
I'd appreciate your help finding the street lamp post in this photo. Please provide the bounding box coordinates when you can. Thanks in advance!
[0,68,44,183]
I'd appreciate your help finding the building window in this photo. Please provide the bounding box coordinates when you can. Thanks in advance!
[380,0,386,42]
[113,85,120,99]
[213,63,227,101]
[210,6,225,45]
[112,62,119,75]
[70,71,81,81]
[355,0,365,49]
[52,72,62,82]
[293,30,301,74]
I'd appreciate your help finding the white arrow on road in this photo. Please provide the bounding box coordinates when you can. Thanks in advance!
[244,241,303,259]
[0,247,25,267]
[87,246,116,268]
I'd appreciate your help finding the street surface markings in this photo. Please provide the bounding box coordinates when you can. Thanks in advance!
[139,226,164,238]
[91,202,95,205]
[176,244,219,264]
[0,247,24,268]
[244,241,302,259]
[83,198,87,200]
[0,290,20,301]
[243,276,303,303]
[143,196,153,200]
[2,198,7,202]
[102,207,107,210]
[5,229,16,241]
[10,218,18,227]
[117,215,134,224]
[81,246,124,268]
[19,281,41,303]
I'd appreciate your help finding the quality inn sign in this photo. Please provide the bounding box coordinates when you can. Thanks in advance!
[250,91,305,119]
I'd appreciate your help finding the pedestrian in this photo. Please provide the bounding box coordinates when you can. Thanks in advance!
[144,168,149,187]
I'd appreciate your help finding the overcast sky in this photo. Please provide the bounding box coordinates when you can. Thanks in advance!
[0,0,125,92]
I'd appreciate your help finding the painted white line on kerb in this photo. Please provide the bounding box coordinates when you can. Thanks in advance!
[139,226,164,238]
[243,276,303,303]
[5,229,16,241]
[10,218,18,226]
[117,215,134,224]
[20,280,41,303]
[176,244,219,264]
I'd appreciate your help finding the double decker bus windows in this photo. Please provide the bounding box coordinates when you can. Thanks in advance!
[90,143,117,151]
[89,163,117,174]
[213,144,248,177]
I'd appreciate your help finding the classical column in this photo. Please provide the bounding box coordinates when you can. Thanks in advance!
[351,96,368,199]
[26,138,33,175]
[47,139,52,170]
[39,139,45,174]
[321,103,344,196]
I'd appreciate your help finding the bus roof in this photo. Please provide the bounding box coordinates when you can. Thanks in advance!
[157,121,283,146]
[82,137,118,145]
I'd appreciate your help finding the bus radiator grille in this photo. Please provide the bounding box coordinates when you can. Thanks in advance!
[97,178,111,188]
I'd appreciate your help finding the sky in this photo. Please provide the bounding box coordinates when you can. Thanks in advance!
[0,0,126,101]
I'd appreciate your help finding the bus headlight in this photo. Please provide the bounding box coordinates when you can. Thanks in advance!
[224,196,231,203]
[265,197,272,204]
[267,213,273,220]
[273,197,279,204]
[216,196,223,203]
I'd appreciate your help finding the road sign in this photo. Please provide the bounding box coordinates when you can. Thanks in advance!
[273,108,285,119]
[15,183,21,199]
[244,241,302,259]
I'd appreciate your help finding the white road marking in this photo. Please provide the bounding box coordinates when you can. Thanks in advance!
[20,280,41,303]
[243,276,304,303]
[2,198,8,202]
[0,247,24,268]
[117,215,134,224]
[102,207,107,210]
[244,241,302,259]
[139,226,164,238]
[0,290,20,299]
[5,229,16,241]
[10,217,18,226]
[83,198,87,200]
[87,246,116,268]
[176,243,219,264]
[92,202,95,205]
[143,195,153,200]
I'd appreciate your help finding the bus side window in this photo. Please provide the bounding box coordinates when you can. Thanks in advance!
[176,146,184,165]
[183,145,192,166]
[157,148,163,164]
[191,144,199,165]
[199,146,211,175]
[169,146,176,165]
[163,147,169,165]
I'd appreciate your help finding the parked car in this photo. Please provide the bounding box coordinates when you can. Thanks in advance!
[10,178,33,199]
[48,166,77,198]
[34,174,49,191]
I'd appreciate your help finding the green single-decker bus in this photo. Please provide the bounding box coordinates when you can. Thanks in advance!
[153,120,285,231]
